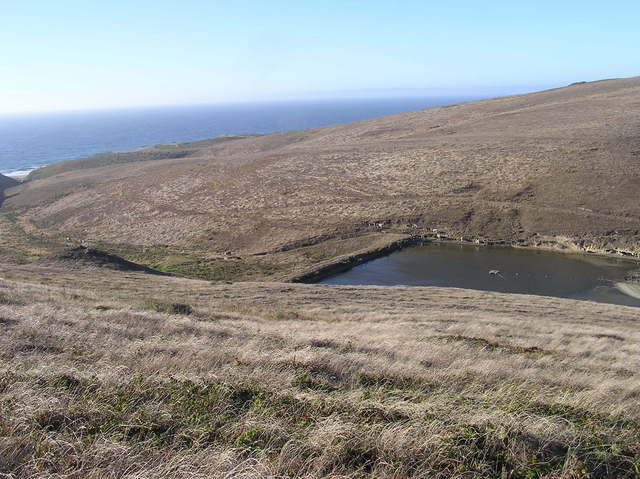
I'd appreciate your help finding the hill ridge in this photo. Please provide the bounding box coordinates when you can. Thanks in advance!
[3,76,640,280]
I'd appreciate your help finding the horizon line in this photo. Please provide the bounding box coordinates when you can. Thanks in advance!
[0,83,559,117]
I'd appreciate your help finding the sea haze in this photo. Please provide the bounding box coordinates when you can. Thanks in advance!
[0,96,480,176]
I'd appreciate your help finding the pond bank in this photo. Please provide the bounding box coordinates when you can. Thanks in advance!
[284,235,418,283]
[316,241,640,307]
[285,231,640,290]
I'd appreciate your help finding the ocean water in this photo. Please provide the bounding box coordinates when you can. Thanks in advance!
[0,96,477,177]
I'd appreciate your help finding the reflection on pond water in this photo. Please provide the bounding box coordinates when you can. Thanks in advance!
[320,243,640,307]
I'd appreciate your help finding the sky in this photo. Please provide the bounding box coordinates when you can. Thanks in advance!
[1,0,639,113]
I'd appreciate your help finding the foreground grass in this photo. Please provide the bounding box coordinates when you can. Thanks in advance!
[1,271,639,478]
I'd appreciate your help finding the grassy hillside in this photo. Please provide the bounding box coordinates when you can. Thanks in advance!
[25,135,258,181]
[1,262,639,478]
[2,77,639,282]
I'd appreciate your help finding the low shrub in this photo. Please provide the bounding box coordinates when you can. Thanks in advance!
[141,299,193,315]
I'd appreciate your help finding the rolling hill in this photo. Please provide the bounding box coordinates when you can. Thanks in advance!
[2,78,640,478]
[3,77,640,279]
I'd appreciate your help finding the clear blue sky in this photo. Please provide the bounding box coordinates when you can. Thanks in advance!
[2,0,638,113]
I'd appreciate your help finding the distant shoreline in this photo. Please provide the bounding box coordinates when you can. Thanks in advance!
[0,96,483,183]
[1,169,35,180]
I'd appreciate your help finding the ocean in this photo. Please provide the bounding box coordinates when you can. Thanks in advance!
[0,96,479,177]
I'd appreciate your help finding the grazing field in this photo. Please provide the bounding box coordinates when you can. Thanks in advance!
[1,263,639,478]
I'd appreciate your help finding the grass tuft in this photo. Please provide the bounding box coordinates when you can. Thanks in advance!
[141,298,193,315]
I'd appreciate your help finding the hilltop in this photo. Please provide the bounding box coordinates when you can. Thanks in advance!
[2,77,640,280]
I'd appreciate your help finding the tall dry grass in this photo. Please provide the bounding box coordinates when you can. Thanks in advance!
[1,267,639,478]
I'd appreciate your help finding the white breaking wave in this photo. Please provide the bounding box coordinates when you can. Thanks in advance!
[1,168,38,178]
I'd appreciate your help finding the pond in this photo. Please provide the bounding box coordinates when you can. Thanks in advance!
[320,242,640,307]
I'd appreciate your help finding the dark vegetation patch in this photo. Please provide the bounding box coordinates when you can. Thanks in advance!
[16,343,64,354]
[140,299,193,315]
[452,181,482,194]
[309,338,341,349]
[433,335,552,356]
[357,372,426,391]
[285,358,429,394]
[292,371,338,392]
[354,404,409,423]
[593,333,625,341]
[269,310,315,321]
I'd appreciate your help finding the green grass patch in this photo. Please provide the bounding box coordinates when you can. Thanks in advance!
[0,211,67,263]
[88,241,281,281]
[233,427,274,450]
[526,402,640,431]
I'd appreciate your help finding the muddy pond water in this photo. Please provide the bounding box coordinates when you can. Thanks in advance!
[320,243,640,307]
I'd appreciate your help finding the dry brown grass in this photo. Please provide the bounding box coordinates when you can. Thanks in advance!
[1,263,639,478]
[2,78,639,283]
[5,77,640,265]
[2,78,640,477]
